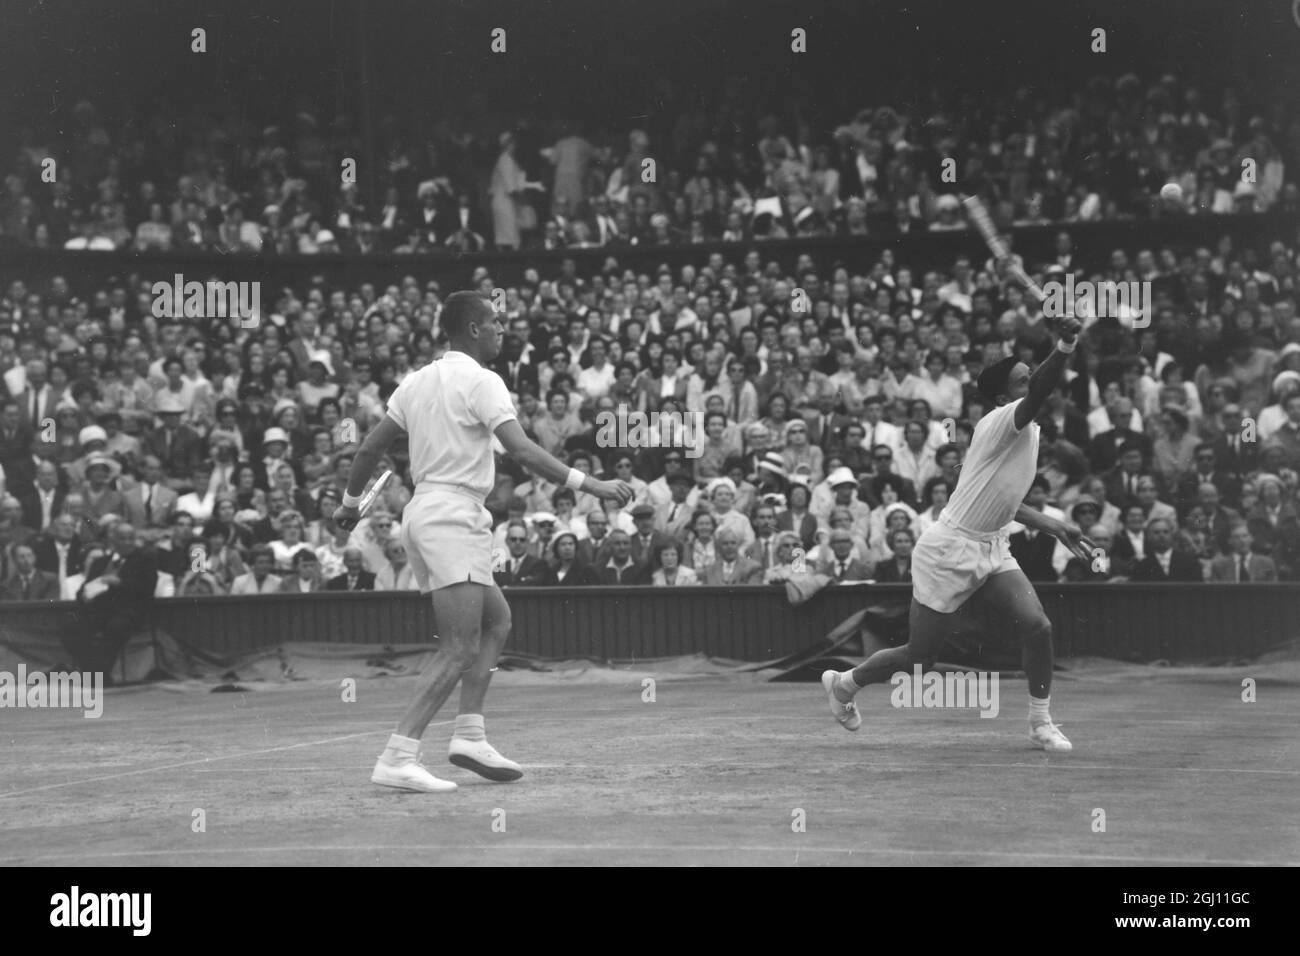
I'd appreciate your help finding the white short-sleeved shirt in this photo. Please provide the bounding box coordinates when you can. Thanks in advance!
[385,351,517,501]
[943,399,1039,535]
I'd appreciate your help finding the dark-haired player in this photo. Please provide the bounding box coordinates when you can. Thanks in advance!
[822,315,1090,751]
[336,291,633,792]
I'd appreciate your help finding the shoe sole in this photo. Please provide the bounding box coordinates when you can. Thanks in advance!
[449,754,524,782]
[370,774,457,793]
[821,671,861,732]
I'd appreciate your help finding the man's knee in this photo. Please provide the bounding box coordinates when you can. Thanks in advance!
[1021,612,1052,647]
[439,635,480,671]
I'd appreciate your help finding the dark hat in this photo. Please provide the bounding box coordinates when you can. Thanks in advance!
[631,503,656,519]
[666,472,694,488]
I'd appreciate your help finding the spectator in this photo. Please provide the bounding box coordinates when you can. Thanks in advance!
[280,548,326,593]
[230,544,282,595]
[1131,517,1203,582]
[597,530,649,585]
[375,540,417,591]
[72,523,158,674]
[1209,525,1278,582]
[698,528,762,585]
[873,528,915,583]
[650,540,698,587]
[548,532,598,586]
[494,520,553,586]
[326,546,376,591]
[1,542,60,601]
[818,528,871,582]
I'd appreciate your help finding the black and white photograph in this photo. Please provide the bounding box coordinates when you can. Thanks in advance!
[0,0,1297,903]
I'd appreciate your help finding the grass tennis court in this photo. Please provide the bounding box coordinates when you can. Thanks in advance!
[2,669,1297,866]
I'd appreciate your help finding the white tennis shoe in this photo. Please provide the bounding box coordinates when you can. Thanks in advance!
[1029,721,1073,752]
[448,738,524,782]
[822,670,862,732]
[371,754,458,792]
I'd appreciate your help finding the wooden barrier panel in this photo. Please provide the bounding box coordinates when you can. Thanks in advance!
[2,584,1296,664]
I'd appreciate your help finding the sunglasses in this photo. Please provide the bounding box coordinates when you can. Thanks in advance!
[875,454,893,461]
[506,537,528,543]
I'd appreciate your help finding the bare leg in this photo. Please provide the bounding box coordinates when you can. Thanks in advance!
[458,583,512,715]
[395,582,484,739]
[980,569,1053,699]
[847,597,963,690]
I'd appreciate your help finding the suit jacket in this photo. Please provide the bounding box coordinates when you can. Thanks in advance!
[121,483,180,529]
[1103,467,1158,509]
[1130,550,1203,582]
[32,535,86,578]
[698,556,763,586]
[16,384,55,432]
[655,500,696,539]
[18,487,67,531]
[872,557,913,583]
[1209,553,1277,582]
[81,547,160,608]
[597,559,650,585]
[1,568,60,601]
[143,425,204,480]
[548,563,599,586]
[1010,530,1059,582]
[577,536,615,568]
[279,574,325,593]
[747,535,783,570]
[494,554,554,587]
[1176,470,1241,510]
[325,571,377,591]
[817,557,872,582]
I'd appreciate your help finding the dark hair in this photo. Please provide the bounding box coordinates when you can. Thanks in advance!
[441,290,493,339]
[976,356,1019,404]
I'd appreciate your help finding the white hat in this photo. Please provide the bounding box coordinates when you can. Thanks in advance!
[84,454,122,479]
[708,477,737,496]
[261,427,290,447]
[827,466,858,488]
[155,391,187,414]
[316,229,336,244]
[78,425,108,446]
[529,512,558,526]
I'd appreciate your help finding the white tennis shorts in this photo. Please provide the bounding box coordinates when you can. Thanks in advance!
[911,515,1020,614]
[401,486,496,591]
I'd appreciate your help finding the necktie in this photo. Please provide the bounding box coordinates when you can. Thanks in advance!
[144,484,153,523]
[669,504,679,523]
[837,561,847,579]
[1238,555,1248,583]
[21,576,30,599]
[730,392,739,421]
[512,558,520,577]
[30,391,38,425]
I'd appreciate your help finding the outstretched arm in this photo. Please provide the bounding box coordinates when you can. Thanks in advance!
[1014,503,1094,563]
[494,420,633,505]
[1014,315,1084,430]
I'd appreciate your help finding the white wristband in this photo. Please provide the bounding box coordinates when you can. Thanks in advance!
[341,491,363,508]
[1056,338,1076,354]
[565,468,586,491]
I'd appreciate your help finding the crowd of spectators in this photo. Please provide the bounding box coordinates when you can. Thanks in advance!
[1,73,1295,257]
[3,214,1300,600]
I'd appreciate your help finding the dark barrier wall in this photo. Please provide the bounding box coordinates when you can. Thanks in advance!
[3,584,1297,665]
[2,214,1294,296]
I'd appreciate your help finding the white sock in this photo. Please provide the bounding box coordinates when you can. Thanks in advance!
[381,733,420,762]
[837,670,862,699]
[1029,696,1051,726]
[454,713,486,742]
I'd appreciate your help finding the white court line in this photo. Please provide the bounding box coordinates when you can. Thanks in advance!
[0,723,450,800]
[517,762,1300,775]
[0,844,1288,866]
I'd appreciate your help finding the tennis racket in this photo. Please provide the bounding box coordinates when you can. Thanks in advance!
[961,194,1047,304]
[358,469,395,518]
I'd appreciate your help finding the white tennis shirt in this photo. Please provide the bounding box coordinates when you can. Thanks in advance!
[943,398,1040,535]
[385,350,517,502]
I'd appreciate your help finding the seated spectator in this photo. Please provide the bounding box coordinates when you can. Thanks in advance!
[597,530,649,585]
[375,540,417,591]
[494,520,554,586]
[230,544,283,595]
[873,528,915,583]
[1209,524,1278,582]
[270,509,312,572]
[651,540,698,586]
[706,478,754,548]
[1130,516,1203,582]
[325,547,376,591]
[280,548,326,593]
[698,528,762,586]
[72,523,158,675]
[549,532,598,586]
[1,542,60,601]
[817,528,871,582]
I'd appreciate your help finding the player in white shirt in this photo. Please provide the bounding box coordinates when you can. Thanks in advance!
[821,315,1092,752]
[335,292,632,793]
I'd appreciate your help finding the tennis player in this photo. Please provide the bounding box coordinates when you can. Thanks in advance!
[336,291,633,792]
[822,315,1091,752]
